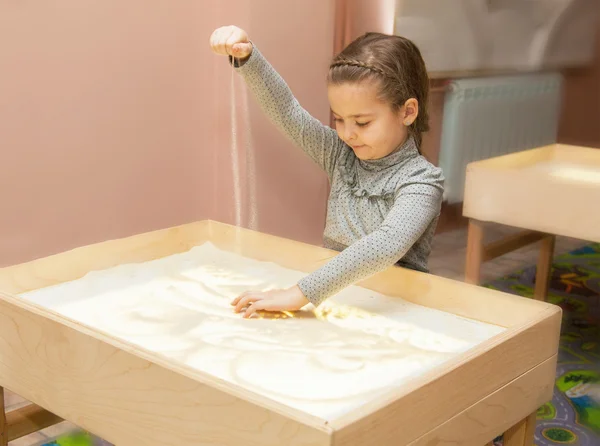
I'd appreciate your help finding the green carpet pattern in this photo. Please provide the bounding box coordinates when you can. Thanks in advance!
[488,243,600,445]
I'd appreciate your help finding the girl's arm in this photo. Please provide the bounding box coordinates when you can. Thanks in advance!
[233,45,346,178]
[297,181,443,307]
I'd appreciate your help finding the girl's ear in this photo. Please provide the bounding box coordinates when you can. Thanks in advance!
[402,98,419,126]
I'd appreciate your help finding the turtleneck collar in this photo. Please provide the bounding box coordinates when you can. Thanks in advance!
[357,136,419,171]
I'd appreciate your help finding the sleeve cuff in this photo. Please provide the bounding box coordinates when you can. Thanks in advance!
[228,41,259,71]
[297,277,326,308]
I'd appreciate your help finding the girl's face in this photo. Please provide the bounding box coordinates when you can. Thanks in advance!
[328,80,417,160]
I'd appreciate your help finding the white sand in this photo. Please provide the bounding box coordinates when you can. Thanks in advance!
[20,242,505,420]
[527,161,600,184]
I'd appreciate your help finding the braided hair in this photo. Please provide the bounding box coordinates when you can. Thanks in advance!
[328,32,430,150]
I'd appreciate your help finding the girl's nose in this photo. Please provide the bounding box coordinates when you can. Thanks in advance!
[344,127,356,142]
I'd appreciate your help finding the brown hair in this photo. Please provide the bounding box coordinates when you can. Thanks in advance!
[328,32,430,149]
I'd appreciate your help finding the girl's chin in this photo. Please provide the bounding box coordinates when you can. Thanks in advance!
[352,146,378,160]
[354,145,401,160]
[352,145,369,155]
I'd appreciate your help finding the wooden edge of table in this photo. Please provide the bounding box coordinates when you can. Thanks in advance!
[465,144,557,171]
[551,144,600,164]
[0,220,559,330]
[0,219,563,444]
[465,143,600,172]
[406,354,557,446]
[0,290,333,446]
[463,161,600,242]
[327,306,561,445]
[1,355,557,446]
[0,293,561,445]
[464,143,600,188]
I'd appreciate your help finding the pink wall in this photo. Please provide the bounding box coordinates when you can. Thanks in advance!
[334,0,395,53]
[212,0,334,245]
[0,0,334,266]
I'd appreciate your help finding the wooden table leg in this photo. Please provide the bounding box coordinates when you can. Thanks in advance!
[0,387,7,446]
[0,388,61,444]
[534,235,555,301]
[5,404,63,442]
[465,219,484,285]
[503,412,537,446]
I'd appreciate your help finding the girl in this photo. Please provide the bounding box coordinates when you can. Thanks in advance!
[209,26,444,318]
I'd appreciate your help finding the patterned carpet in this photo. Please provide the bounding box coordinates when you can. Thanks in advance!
[487,243,600,446]
[38,432,110,446]
[40,244,600,446]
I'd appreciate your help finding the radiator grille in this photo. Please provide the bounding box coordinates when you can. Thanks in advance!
[438,73,563,204]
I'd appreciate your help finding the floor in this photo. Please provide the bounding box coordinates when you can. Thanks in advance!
[2,223,588,445]
[429,222,587,282]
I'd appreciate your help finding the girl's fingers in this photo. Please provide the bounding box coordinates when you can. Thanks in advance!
[209,27,231,55]
[217,28,234,55]
[225,31,241,55]
[230,290,250,306]
[234,294,263,313]
[226,29,251,57]
[209,28,222,53]
[210,26,251,57]
[208,29,217,48]
[243,298,287,318]
[243,300,265,318]
[231,42,252,58]
[233,296,249,313]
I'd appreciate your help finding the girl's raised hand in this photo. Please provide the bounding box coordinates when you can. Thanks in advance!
[209,25,253,59]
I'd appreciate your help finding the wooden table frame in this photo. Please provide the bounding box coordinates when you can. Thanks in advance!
[0,392,61,445]
[463,143,600,301]
[0,381,545,446]
[465,221,556,300]
[0,220,561,445]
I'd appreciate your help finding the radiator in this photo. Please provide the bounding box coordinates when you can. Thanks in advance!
[437,72,563,204]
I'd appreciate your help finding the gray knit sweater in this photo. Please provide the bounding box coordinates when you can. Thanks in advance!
[233,46,445,307]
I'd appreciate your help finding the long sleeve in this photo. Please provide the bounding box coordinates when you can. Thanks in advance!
[234,46,346,178]
[297,182,443,307]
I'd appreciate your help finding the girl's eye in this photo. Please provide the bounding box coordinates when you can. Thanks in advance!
[356,121,370,127]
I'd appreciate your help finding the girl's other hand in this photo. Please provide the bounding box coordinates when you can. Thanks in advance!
[209,25,253,59]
